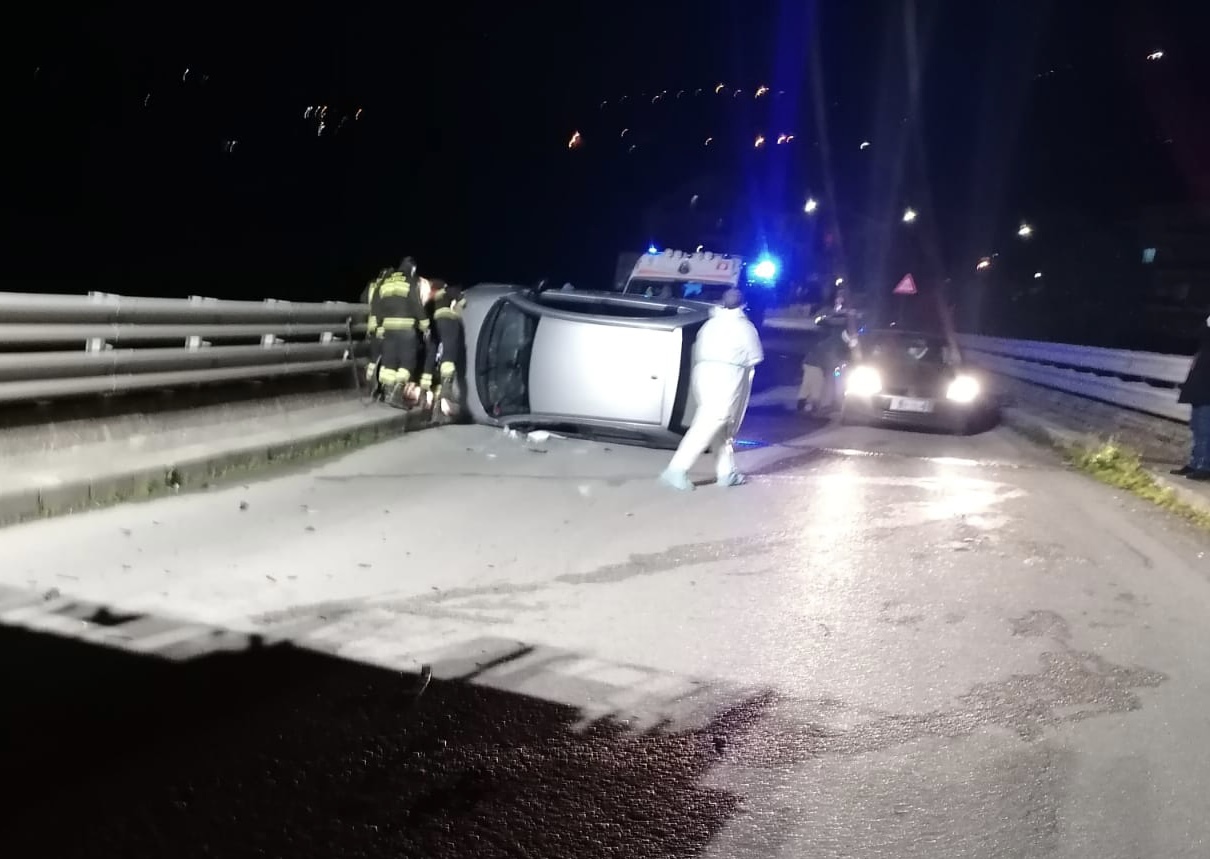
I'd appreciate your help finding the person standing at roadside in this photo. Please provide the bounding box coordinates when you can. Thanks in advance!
[1175,314,1210,480]
[660,287,764,490]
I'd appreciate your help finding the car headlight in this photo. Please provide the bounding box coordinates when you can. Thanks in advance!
[946,375,981,403]
[845,365,882,397]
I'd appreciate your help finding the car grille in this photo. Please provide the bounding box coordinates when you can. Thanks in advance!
[884,385,932,397]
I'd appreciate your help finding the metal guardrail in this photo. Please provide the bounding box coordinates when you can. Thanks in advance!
[0,291,368,404]
[957,333,1193,423]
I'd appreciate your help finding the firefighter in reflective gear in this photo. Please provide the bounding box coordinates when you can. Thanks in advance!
[361,267,392,398]
[377,257,426,408]
[420,281,467,418]
[413,276,435,404]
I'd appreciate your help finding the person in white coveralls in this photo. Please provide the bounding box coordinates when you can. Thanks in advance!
[660,287,764,490]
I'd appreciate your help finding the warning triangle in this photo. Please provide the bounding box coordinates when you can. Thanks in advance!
[893,274,917,296]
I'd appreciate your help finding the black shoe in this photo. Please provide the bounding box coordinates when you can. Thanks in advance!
[1171,465,1195,476]
[1185,470,1210,482]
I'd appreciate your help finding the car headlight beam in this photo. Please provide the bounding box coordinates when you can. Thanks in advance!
[946,375,981,403]
[845,365,882,397]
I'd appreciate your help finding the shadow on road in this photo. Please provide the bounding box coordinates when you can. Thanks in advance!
[1,602,767,858]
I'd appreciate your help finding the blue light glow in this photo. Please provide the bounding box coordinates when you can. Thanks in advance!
[647,244,659,254]
[750,255,779,284]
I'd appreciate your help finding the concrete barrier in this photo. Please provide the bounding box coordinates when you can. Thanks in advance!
[0,384,430,527]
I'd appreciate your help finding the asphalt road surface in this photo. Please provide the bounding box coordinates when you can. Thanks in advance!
[2,357,1210,856]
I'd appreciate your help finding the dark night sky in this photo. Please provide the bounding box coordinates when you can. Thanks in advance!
[4,1,1209,302]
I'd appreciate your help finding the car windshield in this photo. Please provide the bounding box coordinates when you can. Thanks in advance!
[862,333,952,366]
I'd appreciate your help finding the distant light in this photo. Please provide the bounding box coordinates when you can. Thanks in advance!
[1147,50,1164,61]
[754,134,766,148]
[756,85,770,98]
[786,134,795,142]
[317,122,326,136]
[620,127,628,137]
[860,140,871,150]
[354,108,363,120]
[752,257,779,281]
[647,244,659,254]
[902,207,918,224]
[1018,222,1033,238]
[804,197,819,214]
[704,136,713,146]
[976,258,991,271]
[733,89,743,98]
[835,277,845,286]
[776,134,788,145]
[696,245,704,252]
[628,144,637,153]
[182,68,190,82]
[1143,247,1157,264]
[715,83,725,94]
[568,130,582,149]
[1034,271,1043,279]
[690,194,699,207]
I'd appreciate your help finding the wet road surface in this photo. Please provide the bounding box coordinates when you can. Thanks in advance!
[2,357,1210,856]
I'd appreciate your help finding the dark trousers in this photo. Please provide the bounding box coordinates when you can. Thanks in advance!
[1191,405,1210,470]
[379,327,419,387]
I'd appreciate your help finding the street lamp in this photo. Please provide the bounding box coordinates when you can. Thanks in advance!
[835,277,845,286]
[1018,222,1033,238]
[976,257,991,271]
[902,207,918,224]
[803,197,819,214]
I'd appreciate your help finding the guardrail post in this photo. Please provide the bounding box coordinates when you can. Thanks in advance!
[186,296,217,350]
[262,298,284,347]
[321,301,338,343]
[85,291,117,352]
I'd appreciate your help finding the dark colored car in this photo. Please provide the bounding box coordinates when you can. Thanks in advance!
[838,330,997,433]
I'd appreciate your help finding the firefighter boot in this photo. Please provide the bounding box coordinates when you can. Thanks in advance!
[384,381,407,409]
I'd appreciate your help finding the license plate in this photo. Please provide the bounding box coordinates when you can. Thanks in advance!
[888,397,933,413]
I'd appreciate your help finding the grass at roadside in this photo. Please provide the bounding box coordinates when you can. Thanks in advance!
[1069,440,1210,530]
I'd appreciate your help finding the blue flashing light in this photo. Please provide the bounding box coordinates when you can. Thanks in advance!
[751,255,779,284]
[647,244,659,254]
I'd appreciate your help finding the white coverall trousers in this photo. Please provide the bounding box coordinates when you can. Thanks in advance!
[667,360,754,482]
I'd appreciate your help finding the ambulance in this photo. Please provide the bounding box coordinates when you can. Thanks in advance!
[617,248,777,327]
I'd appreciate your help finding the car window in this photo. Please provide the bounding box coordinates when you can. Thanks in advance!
[482,299,537,418]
